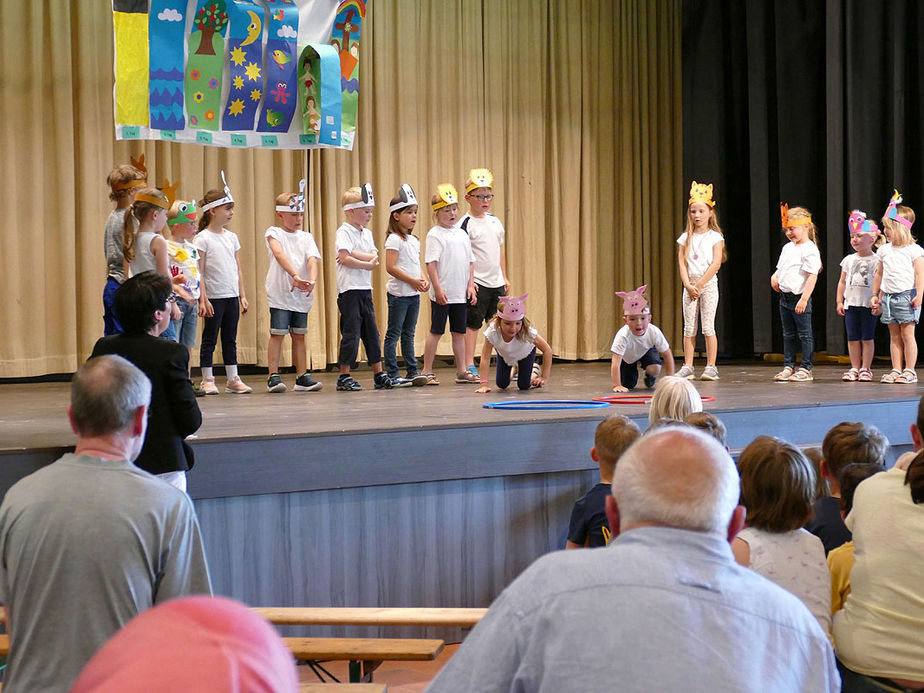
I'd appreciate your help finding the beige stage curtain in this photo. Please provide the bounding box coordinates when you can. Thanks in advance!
[0,0,681,378]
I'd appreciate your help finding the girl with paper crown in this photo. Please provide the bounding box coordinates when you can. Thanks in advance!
[771,204,822,382]
[871,190,924,383]
[836,210,879,382]
[676,181,726,382]
[474,293,554,393]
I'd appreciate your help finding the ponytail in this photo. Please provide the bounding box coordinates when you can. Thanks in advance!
[122,203,139,263]
[905,449,924,504]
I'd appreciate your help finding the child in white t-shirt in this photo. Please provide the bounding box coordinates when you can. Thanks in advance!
[421,184,476,385]
[383,184,430,387]
[610,285,674,392]
[265,182,322,394]
[836,211,879,382]
[676,181,725,381]
[871,190,924,384]
[474,294,552,393]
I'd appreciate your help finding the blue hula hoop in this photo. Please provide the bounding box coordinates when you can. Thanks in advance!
[483,400,611,411]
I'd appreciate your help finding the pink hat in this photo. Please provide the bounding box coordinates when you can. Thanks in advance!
[615,285,649,315]
[71,596,298,693]
[848,210,879,235]
[497,293,528,320]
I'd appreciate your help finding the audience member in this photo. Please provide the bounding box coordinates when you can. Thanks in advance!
[803,447,828,501]
[565,416,640,548]
[0,355,211,693]
[732,436,831,635]
[72,596,297,693]
[684,411,728,448]
[91,271,201,491]
[425,427,838,692]
[894,394,924,471]
[648,375,702,424]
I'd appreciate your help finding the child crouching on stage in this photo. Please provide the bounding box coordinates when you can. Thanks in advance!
[610,285,674,392]
[474,294,552,393]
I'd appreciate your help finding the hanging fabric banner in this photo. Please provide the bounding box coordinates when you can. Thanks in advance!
[112,0,365,150]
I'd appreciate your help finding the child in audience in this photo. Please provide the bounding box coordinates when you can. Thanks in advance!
[732,436,831,635]
[166,198,201,385]
[196,173,251,394]
[335,183,392,391]
[806,421,888,554]
[610,285,674,392]
[460,168,509,379]
[684,411,727,448]
[103,161,147,335]
[422,184,477,385]
[265,181,322,393]
[648,375,702,424]
[474,294,552,392]
[676,181,726,381]
[565,416,640,549]
[872,190,924,383]
[383,184,429,387]
[827,462,885,614]
[837,211,880,381]
[771,204,822,382]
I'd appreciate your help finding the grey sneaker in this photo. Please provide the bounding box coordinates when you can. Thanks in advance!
[294,372,322,392]
[700,366,719,381]
[789,368,813,382]
[676,364,695,379]
[267,373,287,393]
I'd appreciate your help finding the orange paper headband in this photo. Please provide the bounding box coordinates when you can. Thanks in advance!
[780,203,812,228]
[112,179,147,192]
[134,192,169,210]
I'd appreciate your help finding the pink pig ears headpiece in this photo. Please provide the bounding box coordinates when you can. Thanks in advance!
[615,285,649,315]
[884,189,914,229]
[847,210,879,236]
[497,293,528,321]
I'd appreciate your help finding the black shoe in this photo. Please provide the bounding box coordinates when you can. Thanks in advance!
[374,373,393,390]
[267,373,287,393]
[390,376,414,388]
[644,373,657,389]
[410,373,429,387]
[337,375,362,391]
[294,372,323,392]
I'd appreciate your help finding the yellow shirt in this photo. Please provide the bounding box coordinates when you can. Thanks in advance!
[827,540,854,614]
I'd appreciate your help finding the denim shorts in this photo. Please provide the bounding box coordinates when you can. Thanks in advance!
[172,297,199,349]
[844,306,877,341]
[270,308,309,335]
[880,289,921,325]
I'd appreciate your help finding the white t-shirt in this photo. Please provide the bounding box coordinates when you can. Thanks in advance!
[195,228,241,299]
[461,213,506,288]
[484,323,538,366]
[610,324,670,364]
[425,225,474,303]
[840,253,877,308]
[264,226,322,312]
[167,239,201,301]
[676,229,723,281]
[335,223,376,294]
[776,241,822,294]
[876,242,924,294]
[737,527,831,636]
[384,232,422,297]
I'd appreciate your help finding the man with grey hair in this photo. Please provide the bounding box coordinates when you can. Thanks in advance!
[0,355,211,693]
[426,427,839,692]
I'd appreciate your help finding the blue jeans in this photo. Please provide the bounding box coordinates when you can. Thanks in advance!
[171,297,199,348]
[779,292,813,370]
[384,294,420,378]
[837,658,912,693]
[103,277,122,335]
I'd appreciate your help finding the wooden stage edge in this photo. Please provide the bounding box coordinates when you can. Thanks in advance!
[1,361,920,501]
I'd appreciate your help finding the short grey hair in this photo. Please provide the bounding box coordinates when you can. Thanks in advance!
[71,355,151,437]
[612,426,739,533]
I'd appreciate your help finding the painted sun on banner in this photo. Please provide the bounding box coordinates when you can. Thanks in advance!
[112,0,366,150]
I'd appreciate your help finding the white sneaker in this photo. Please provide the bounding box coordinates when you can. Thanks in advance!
[225,376,253,394]
[700,366,719,381]
[200,378,219,395]
[676,364,695,379]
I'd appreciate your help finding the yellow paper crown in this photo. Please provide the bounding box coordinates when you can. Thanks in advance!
[433,183,458,210]
[466,168,494,194]
[688,181,715,207]
[161,178,180,209]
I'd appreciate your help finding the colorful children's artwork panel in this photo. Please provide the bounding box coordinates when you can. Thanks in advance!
[112,0,365,150]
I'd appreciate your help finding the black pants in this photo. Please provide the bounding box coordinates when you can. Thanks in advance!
[496,347,537,390]
[338,290,382,366]
[200,297,239,368]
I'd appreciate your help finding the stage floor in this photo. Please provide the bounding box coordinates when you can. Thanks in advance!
[3,361,922,453]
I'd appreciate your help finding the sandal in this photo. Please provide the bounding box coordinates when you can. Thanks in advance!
[841,368,859,382]
[455,370,480,383]
[858,368,873,382]
[881,369,901,384]
[424,373,440,386]
[897,369,918,384]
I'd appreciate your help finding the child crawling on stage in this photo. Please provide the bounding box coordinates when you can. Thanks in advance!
[610,285,675,392]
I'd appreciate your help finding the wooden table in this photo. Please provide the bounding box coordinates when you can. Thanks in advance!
[254,607,487,628]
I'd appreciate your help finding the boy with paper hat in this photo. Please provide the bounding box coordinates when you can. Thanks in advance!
[610,285,674,392]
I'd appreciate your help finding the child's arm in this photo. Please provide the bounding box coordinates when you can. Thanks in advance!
[350,249,378,262]
[659,348,675,375]
[677,245,699,299]
[770,271,780,292]
[197,251,213,317]
[500,245,509,292]
[268,237,312,292]
[694,240,724,292]
[611,353,627,392]
[467,262,477,305]
[913,256,924,309]
[386,249,428,292]
[304,256,319,295]
[531,334,553,387]
[870,260,883,314]
[235,250,248,314]
[796,273,818,314]
[427,261,447,304]
[337,249,379,269]
[475,339,495,394]
[836,270,848,316]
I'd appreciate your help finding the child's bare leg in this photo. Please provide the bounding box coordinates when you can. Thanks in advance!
[268,334,284,374]
[847,340,862,370]
[860,339,874,370]
[888,323,904,371]
[682,335,695,366]
[704,335,718,368]
[291,333,307,373]
[423,332,441,373]
[465,328,478,369]
[901,323,917,370]
[451,332,466,372]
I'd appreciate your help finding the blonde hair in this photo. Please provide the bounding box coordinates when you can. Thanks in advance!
[107,164,146,202]
[594,415,641,467]
[737,436,815,533]
[198,189,234,231]
[682,205,727,264]
[786,206,819,244]
[341,187,363,207]
[881,205,916,247]
[122,187,167,263]
[486,312,532,341]
[275,192,297,207]
[648,376,703,424]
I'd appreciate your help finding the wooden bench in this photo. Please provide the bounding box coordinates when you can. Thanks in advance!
[283,636,443,683]
[254,607,486,628]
